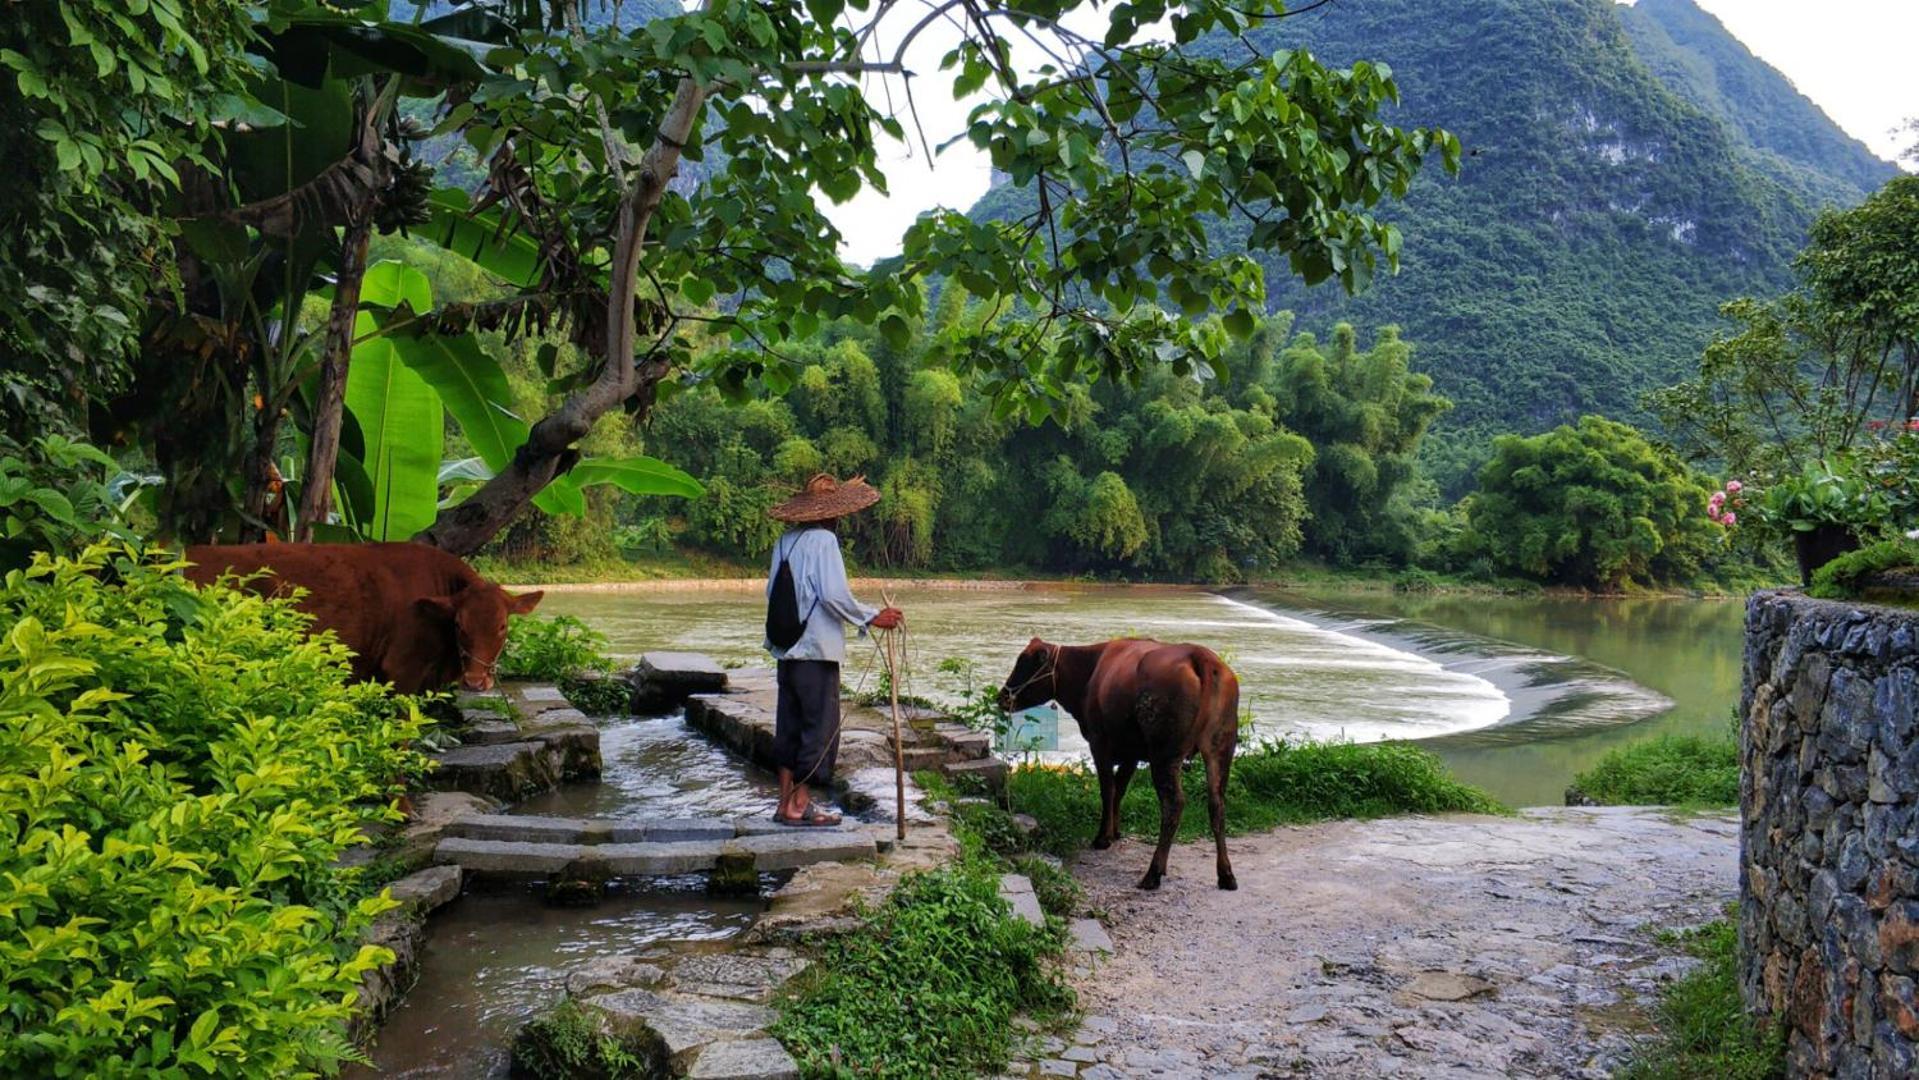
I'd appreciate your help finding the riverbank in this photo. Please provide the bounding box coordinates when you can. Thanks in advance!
[478,550,1777,599]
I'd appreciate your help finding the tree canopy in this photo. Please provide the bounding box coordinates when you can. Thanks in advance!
[1460,415,1718,590]
[3,0,1457,553]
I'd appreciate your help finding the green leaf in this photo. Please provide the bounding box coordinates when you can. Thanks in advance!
[421,188,543,287]
[360,260,434,314]
[566,456,704,499]
[386,329,527,474]
[344,338,443,541]
[879,314,912,350]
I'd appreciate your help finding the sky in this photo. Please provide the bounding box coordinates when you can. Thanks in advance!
[818,0,1917,266]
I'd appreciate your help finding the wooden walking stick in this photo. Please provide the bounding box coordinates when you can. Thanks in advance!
[881,588,907,841]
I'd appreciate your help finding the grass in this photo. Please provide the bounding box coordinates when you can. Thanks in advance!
[1619,916,1784,1080]
[1570,733,1740,808]
[771,774,1075,1079]
[1006,738,1505,858]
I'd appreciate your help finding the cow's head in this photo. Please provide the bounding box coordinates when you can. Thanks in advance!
[998,637,1058,714]
[418,583,544,691]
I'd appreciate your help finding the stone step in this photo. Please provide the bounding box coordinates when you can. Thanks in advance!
[447,813,800,845]
[425,715,600,802]
[434,828,877,880]
[630,652,731,713]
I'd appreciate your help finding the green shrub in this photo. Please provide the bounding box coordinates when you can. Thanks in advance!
[1008,739,1504,857]
[1620,917,1784,1080]
[1808,538,1919,600]
[0,434,132,572]
[1570,734,1740,808]
[0,544,430,1077]
[559,672,633,716]
[512,997,651,1079]
[1391,567,1444,593]
[499,613,613,681]
[772,860,1073,1078]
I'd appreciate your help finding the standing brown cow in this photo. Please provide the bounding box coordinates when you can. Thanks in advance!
[1000,637,1240,891]
[184,542,543,693]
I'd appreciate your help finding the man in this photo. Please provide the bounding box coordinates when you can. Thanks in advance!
[764,473,903,826]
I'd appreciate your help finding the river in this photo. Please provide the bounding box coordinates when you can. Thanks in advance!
[540,582,1745,808]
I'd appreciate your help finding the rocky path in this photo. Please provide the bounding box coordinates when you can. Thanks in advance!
[1019,807,1739,1079]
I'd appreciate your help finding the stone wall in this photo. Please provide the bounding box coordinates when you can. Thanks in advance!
[1740,590,1919,1078]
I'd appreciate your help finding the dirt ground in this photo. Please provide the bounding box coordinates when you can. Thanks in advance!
[1013,807,1739,1079]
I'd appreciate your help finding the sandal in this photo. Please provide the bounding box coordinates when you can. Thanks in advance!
[776,805,842,828]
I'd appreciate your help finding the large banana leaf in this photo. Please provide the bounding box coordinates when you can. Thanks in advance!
[423,189,544,287]
[388,329,528,470]
[569,457,705,499]
[344,338,443,540]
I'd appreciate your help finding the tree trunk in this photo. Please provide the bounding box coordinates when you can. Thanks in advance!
[239,404,286,542]
[296,214,375,541]
[414,73,708,556]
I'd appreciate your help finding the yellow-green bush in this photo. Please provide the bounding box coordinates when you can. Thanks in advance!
[0,545,430,1077]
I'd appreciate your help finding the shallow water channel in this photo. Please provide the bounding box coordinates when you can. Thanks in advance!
[351,714,778,1078]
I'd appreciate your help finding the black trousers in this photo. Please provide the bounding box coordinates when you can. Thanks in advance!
[774,659,841,784]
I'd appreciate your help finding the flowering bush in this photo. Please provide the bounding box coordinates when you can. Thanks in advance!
[1706,479,1745,528]
[0,544,430,1076]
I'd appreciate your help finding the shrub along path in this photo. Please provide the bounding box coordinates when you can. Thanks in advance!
[1019,807,1737,1079]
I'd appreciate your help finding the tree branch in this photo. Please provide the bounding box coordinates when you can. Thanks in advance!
[416,4,718,554]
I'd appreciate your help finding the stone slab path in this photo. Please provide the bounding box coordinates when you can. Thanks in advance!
[1018,807,1739,1079]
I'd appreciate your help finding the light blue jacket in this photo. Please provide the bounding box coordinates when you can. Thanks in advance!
[764,528,879,663]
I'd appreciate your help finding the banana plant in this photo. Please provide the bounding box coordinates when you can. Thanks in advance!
[333,259,702,539]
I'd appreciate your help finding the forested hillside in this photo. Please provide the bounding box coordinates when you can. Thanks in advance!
[970,0,1894,493]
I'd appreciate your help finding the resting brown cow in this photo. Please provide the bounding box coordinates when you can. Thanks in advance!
[1000,637,1240,891]
[184,542,543,693]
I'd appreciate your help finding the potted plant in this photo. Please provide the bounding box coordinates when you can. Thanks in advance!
[1752,463,1886,586]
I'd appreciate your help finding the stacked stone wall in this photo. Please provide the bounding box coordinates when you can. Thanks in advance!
[1740,590,1919,1077]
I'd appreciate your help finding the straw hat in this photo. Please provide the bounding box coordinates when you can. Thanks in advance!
[768,473,881,523]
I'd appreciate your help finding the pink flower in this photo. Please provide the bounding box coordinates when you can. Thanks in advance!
[1725,480,1743,494]
[1708,492,1725,510]
[1722,512,1736,526]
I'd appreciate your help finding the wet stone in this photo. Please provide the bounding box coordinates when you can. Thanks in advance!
[671,953,811,1002]
[567,955,668,996]
[589,989,776,1062]
[385,865,461,914]
[685,1038,800,1080]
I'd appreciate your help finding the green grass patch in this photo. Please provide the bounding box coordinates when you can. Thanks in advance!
[1570,734,1740,808]
[772,774,1074,1078]
[1619,917,1784,1080]
[1007,738,1504,858]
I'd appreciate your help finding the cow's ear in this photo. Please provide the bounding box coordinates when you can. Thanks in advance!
[415,595,457,621]
[508,590,545,615]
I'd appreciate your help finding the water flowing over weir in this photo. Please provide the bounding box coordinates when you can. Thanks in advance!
[541,585,1676,751]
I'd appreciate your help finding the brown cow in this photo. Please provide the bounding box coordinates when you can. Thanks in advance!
[184,542,543,693]
[1000,637,1240,891]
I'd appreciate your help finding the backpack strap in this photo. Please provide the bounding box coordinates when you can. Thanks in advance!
[777,529,823,631]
